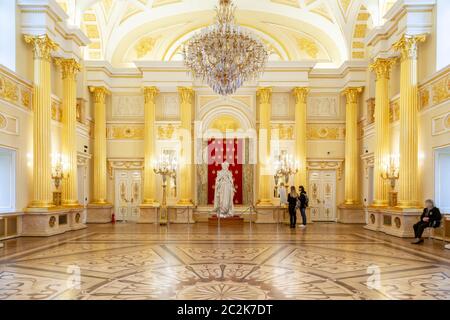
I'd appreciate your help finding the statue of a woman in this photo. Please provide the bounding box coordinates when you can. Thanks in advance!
[213,162,235,217]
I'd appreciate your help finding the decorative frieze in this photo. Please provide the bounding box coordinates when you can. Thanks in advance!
[0,68,32,111]
[306,124,346,140]
[107,124,144,140]
[307,159,344,180]
[107,159,144,178]
[419,67,450,110]
[307,96,340,118]
[112,94,144,118]
[270,123,294,140]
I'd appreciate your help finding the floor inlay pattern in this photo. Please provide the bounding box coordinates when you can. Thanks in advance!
[0,224,449,300]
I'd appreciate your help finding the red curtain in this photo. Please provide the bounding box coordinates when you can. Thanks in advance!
[207,138,243,205]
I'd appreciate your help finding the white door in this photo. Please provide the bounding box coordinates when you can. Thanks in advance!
[308,170,337,222]
[115,170,142,222]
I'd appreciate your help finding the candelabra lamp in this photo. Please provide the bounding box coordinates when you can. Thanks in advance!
[381,157,399,207]
[153,155,177,225]
[273,153,298,197]
[51,153,69,206]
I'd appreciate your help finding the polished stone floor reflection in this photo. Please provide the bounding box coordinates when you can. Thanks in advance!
[0,223,449,300]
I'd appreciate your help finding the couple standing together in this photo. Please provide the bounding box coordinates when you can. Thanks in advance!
[287,186,308,229]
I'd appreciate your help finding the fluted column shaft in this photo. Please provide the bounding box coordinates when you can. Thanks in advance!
[24,35,58,208]
[292,87,309,189]
[343,87,363,205]
[178,87,194,205]
[55,58,81,206]
[370,59,395,207]
[257,87,272,205]
[393,34,426,208]
[89,86,109,204]
[142,87,159,204]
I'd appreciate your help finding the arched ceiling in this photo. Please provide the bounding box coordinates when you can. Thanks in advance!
[55,0,399,68]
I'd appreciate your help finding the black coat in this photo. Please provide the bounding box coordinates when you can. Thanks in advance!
[287,194,298,208]
[421,207,442,227]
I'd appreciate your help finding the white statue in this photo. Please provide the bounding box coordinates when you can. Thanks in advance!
[213,162,235,217]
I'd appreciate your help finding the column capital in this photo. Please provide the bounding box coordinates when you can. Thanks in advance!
[54,58,81,80]
[143,86,159,104]
[393,34,426,61]
[178,87,194,104]
[257,87,272,104]
[369,58,396,80]
[24,34,58,61]
[342,87,363,104]
[89,86,109,104]
[292,87,309,104]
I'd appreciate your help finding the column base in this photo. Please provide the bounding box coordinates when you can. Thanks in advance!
[138,203,160,224]
[168,204,195,224]
[337,204,365,224]
[365,206,422,238]
[87,203,113,223]
[22,207,86,237]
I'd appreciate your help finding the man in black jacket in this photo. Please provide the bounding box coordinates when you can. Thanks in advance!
[412,199,442,244]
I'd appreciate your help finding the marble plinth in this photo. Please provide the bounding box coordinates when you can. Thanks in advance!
[168,205,195,224]
[255,205,283,224]
[365,206,422,238]
[138,204,160,224]
[208,215,244,226]
[337,204,365,224]
[87,203,113,223]
[22,206,86,237]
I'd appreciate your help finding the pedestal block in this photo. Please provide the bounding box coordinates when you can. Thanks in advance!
[22,207,86,236]
[138,204,159,224]
[255,205,283,224]
[337,204,365,224]
[87,204,113,223]
[168,205,195,224]
[365,207,422,238]
[208,215,244,226]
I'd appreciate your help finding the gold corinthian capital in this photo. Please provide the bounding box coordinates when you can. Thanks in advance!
[393,34,427,61]
[24,34,58,61]
[369,58,396,80]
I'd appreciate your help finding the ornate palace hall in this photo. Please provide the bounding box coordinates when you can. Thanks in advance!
[1,223,450,300]
[0,0,450,301]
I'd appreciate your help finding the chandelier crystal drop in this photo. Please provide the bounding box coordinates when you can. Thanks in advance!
[183,0,269,95]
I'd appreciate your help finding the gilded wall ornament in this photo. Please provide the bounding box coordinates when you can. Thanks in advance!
[432,79,449,105]
[297,37,318,59]
[0,76,19,103]
[158,124,176,140]
[306,125,346,140]
[135,37,157,58]
[108,125,144,140]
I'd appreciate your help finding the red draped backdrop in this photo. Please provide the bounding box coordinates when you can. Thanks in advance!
[207,138,243,205]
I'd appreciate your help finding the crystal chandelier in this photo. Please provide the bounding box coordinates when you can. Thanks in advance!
[183,0,269,95]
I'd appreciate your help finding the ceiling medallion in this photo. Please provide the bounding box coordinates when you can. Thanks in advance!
[183,0,269,95]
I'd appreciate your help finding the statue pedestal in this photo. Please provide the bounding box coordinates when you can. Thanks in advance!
[87,203,113,223]
[337,204,365,224]
[365,206,422,238]
[208,215,244,226]
[255,205,282,224]
[138,203,159,224]
[168,205,195,224]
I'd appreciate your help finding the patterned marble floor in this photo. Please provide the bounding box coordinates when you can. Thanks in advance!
[0,223,449,300]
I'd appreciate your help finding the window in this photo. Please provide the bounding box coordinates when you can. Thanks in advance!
[0,147,16,212]
[435,146,450,214]
[436,0,450,71]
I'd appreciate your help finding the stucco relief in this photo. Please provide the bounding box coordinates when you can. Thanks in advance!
[271,93,290,119]
[112,95,144,117]
[307,96,339,118]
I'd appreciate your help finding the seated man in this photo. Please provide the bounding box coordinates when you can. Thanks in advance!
[412,199,442,244]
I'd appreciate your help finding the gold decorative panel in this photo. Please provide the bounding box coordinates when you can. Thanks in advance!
[390,100,400,123]
[271,124,294,140]
[306,124,346,140]
[418,70,449,111]
[107,125,145,140]
[297,37,319,59]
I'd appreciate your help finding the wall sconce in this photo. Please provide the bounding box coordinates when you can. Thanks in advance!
[153,154,178,225]
[381,154,399,207]
[273,153,298,197]
[51,153,69,190]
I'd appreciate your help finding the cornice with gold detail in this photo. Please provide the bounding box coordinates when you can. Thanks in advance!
[392,34,427,62]
[178,87,194,105]
[24,34,58,61]
[292,87,309,104]
[369,58,396,80]
[257,87,272,105]
[54,58,81,80]
[342,87,363,104]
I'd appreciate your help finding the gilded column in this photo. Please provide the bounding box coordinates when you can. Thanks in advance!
[178,87,194,205]
[257,87,272,205]
[342,87,363,205]
[393,34,426,208]
[55,58,81,206]
[292,87,309,189]
[142,86,159,204]
[24,35,58,208]
[370,58,395,207]
[89,86,109,204]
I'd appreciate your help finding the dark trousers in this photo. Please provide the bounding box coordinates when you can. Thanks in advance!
[413,221,430,238]
[300,207,307,225]
[289,206,297,226]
